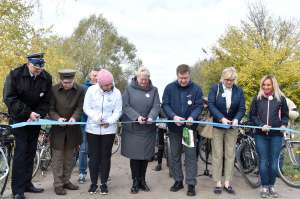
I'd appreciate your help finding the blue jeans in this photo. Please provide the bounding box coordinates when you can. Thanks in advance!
[79,130,88,175]
[255,135,283,186]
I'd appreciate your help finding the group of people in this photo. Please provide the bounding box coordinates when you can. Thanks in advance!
[3,53,295,199]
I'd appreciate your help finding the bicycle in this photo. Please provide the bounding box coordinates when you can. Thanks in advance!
[112,126,121,155]
[197,123,261,188]
[277,131,300,188]
[235,127,260,188]
[32,128,51,177]
[0,113,14,196]
[33,127,79,177]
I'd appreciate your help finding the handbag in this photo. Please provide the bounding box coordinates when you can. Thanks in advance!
[197,85,220,139]
[198,117,213,139]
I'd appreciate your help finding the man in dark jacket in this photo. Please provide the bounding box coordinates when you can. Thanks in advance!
[3,53,52,199]
[162,64,203,197]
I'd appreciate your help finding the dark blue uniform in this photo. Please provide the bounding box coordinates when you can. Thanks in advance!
[3,63,52,196]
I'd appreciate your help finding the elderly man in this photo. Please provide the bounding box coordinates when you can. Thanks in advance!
[49,69,85,195]
[3,53,52,199]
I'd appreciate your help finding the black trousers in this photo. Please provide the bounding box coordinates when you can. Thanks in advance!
[87,133,115,185]
[12,126,40,195]
[130,159,148,180]
[157,128,165,164]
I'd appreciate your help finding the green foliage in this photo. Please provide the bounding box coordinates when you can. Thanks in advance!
[0,1,141,112]
[0,0,34,111]
[64,14,141,90]
[192,3,300,109]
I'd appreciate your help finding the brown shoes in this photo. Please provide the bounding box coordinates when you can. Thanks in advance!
[63,182,79,190]
[55,186,66,195]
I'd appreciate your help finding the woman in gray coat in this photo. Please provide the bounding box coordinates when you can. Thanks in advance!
[121,67,160,194]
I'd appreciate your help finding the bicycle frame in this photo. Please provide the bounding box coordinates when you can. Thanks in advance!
[0,147,9,181]
[284,137,300,167]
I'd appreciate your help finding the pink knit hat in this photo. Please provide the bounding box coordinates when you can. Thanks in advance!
[97,69,113,86]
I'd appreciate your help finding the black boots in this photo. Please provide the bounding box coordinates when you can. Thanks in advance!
[170,181,184,192]
[187,185,196,196]
[131,178,139,194]
[131,178,151,193]
[139,178,150,192]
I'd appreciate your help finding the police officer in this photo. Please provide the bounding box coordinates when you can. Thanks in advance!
[3,53,52,199]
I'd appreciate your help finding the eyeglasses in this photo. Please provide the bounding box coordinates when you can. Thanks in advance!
[224,79,235,82]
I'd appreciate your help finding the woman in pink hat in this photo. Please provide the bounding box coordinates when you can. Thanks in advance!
[83,69,122,195]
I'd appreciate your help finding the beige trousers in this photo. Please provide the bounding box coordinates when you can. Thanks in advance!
[212,127,238,182]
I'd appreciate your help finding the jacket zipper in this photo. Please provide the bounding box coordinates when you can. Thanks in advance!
[267,99,270,126]
[100,93,104,135]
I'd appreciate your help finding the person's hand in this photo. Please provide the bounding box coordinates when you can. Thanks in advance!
[173,115,185,126]
[146,117,153,124]
[29,112,40,121]
[280,125,287,129]
[68,117,76,122]
[137,116,147,124]
[68,117,76,125]
[262,125,271,132]
[58,117,66,126]
[220,118,231,125]
[100,119,109,128]
[232,119,239,128]
[186,117,194,126]
[280,125,287,133]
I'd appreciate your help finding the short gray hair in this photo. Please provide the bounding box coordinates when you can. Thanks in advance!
[220,67,237,83]
[136,66,150,78]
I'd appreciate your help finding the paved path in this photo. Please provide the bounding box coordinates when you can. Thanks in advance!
[3,152,300,198]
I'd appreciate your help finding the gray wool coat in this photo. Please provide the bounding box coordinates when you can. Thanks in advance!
[121,78,160,160]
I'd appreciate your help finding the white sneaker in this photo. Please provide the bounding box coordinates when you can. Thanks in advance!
[78,173,86,184]
[269,186,279,198]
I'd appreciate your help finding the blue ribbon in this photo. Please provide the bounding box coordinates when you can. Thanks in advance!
[9,119,300,134]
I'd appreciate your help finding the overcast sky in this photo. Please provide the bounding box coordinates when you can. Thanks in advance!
[30,0,300,96]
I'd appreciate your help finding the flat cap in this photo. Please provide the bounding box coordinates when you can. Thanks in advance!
[58,69,77,80]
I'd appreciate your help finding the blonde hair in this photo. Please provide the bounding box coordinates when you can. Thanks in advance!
[220,67,237,83]
[257,75,284,101]
[136,66,150,78]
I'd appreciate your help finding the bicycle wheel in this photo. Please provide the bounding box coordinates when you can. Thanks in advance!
[164,135,173,178]
[72,149,79,168]
[0,146,12,196]
[32,151,40,178]
[112,134,121,155]
[198,138,212,165]
[236,142,261,188]
[40,146,52,172]
[278,142,300,188]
